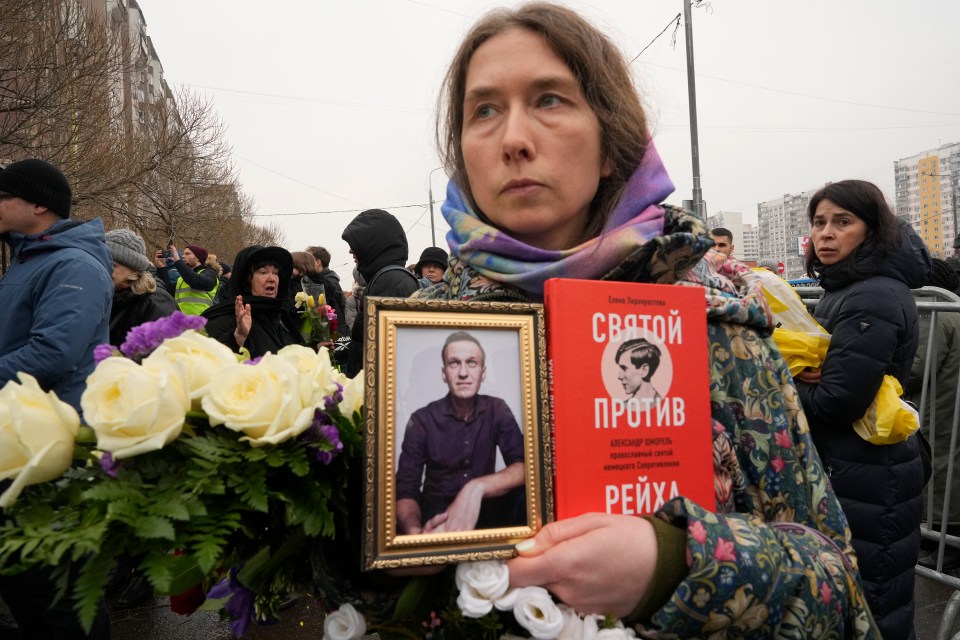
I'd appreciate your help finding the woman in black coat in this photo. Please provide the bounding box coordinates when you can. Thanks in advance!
[795,180,931,640]
[105,229,177,346]
[202,245,304,358]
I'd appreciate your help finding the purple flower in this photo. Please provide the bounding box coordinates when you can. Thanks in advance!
[323,383,344,411]
[313,424,343,465]
[244,356,262,365]
[99,451,121,478]
[93,344,118,364]
[119,312,207,359]
[206,566,255,637]
[301,411,344,465]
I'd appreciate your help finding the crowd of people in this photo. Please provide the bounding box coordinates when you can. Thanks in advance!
[0,2,952,638]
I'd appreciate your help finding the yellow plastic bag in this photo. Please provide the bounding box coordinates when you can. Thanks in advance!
[771,327,831,377]
[853,375,920,445]
[754,269,831,376]
[755,269,918,445]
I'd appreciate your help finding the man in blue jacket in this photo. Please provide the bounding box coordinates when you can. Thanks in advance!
[0,158,112,637]
[0,158,113,413]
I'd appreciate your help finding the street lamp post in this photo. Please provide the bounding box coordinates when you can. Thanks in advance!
[428,166,444,247]
[683,0,704,220]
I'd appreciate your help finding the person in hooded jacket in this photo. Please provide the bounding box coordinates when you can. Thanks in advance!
[795,179,931,640]
[341,209,419,377]
[105,229,176,346]
[0,158,113,639]
[202,245,304,358]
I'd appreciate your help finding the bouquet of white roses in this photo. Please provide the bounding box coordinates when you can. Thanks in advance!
[0,312,363,635]
[0,313,634,639]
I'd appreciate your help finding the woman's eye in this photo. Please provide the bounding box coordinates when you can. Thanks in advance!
[475,105,494,119]
[539,94,562,107]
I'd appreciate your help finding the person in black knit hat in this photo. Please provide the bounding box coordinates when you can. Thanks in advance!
[0,158,73,218]
[0,158,112,638]
[414,246,449,285]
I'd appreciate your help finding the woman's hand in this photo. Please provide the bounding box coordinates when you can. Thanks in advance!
[794,367,822,384]
[507,513,657,618]
[315,340,335,353]
[234,295,252,348]
[153,250,166,268]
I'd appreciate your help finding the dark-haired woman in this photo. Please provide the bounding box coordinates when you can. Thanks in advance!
[796,179,931,640]
[202,245,305,358]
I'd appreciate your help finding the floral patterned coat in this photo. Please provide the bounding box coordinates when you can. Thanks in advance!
[418,206,880,639]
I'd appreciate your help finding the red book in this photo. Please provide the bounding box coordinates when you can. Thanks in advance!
[544,278,715,520]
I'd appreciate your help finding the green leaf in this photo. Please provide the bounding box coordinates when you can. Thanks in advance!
[134,515,176,540]
[75,552,115,634]
[148,500,190,521]
[391,576,429,623]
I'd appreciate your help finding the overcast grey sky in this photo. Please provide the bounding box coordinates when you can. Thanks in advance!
[142,1,960,281]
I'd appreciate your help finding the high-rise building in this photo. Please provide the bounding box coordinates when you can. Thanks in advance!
[740,224,759,264]
[758,188,821,280]
[895,142,960,257]
[705,211,756,261]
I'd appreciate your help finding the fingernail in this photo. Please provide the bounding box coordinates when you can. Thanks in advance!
[516,539,536,552]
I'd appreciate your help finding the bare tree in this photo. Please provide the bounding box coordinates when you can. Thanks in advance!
[0,0,278,258]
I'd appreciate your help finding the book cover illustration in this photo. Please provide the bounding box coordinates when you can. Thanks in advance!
[545,278,714,520]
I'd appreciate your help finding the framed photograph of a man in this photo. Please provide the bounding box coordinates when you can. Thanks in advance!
[361,297,550,570]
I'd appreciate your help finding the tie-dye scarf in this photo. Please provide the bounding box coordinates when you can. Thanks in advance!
[434,141,675,301]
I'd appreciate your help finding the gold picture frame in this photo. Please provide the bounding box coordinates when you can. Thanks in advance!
[361,296,551,570]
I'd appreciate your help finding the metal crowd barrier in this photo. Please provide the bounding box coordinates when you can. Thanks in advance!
[911,287,960,640]
[793,284,960,640]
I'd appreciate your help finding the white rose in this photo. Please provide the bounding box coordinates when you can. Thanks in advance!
[276,344,339,407]
[81,356,190,460]
[201,354,315,446]
[556,605,600,640]
[323,602,366,640]
[145,330,238,406]
[0,373,80,508]
[336,371,364,418]
[456,560,511,618]
[294,291,309,308]
[511,586,564,640]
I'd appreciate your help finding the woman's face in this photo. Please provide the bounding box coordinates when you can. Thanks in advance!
[249,264,280,297]
[112,262,133,290]
[460,28,610,251]
[811,199,869,265]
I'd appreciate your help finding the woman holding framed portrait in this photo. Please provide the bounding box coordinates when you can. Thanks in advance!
[414,2,881,637]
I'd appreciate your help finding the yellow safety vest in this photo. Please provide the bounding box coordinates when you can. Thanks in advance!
[174,268,219,315]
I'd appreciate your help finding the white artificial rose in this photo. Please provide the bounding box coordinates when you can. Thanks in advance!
[596,628,636,639]
[276,344,339,407]
[456,560,511,618]
[322,602,366,640]
[201,354,315,446]
[556,605,600,640]
[81,356,190,460]
[0,373,80,508]
[145,330,238,406]
[511,586,564,640]
[336,370,364,418]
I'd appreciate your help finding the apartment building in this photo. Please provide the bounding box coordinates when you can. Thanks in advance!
[757,188,821,280]
[894,142,960,257]
[705,211,759,262]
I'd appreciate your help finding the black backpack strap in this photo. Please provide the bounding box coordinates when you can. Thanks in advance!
[365,264,418,294]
